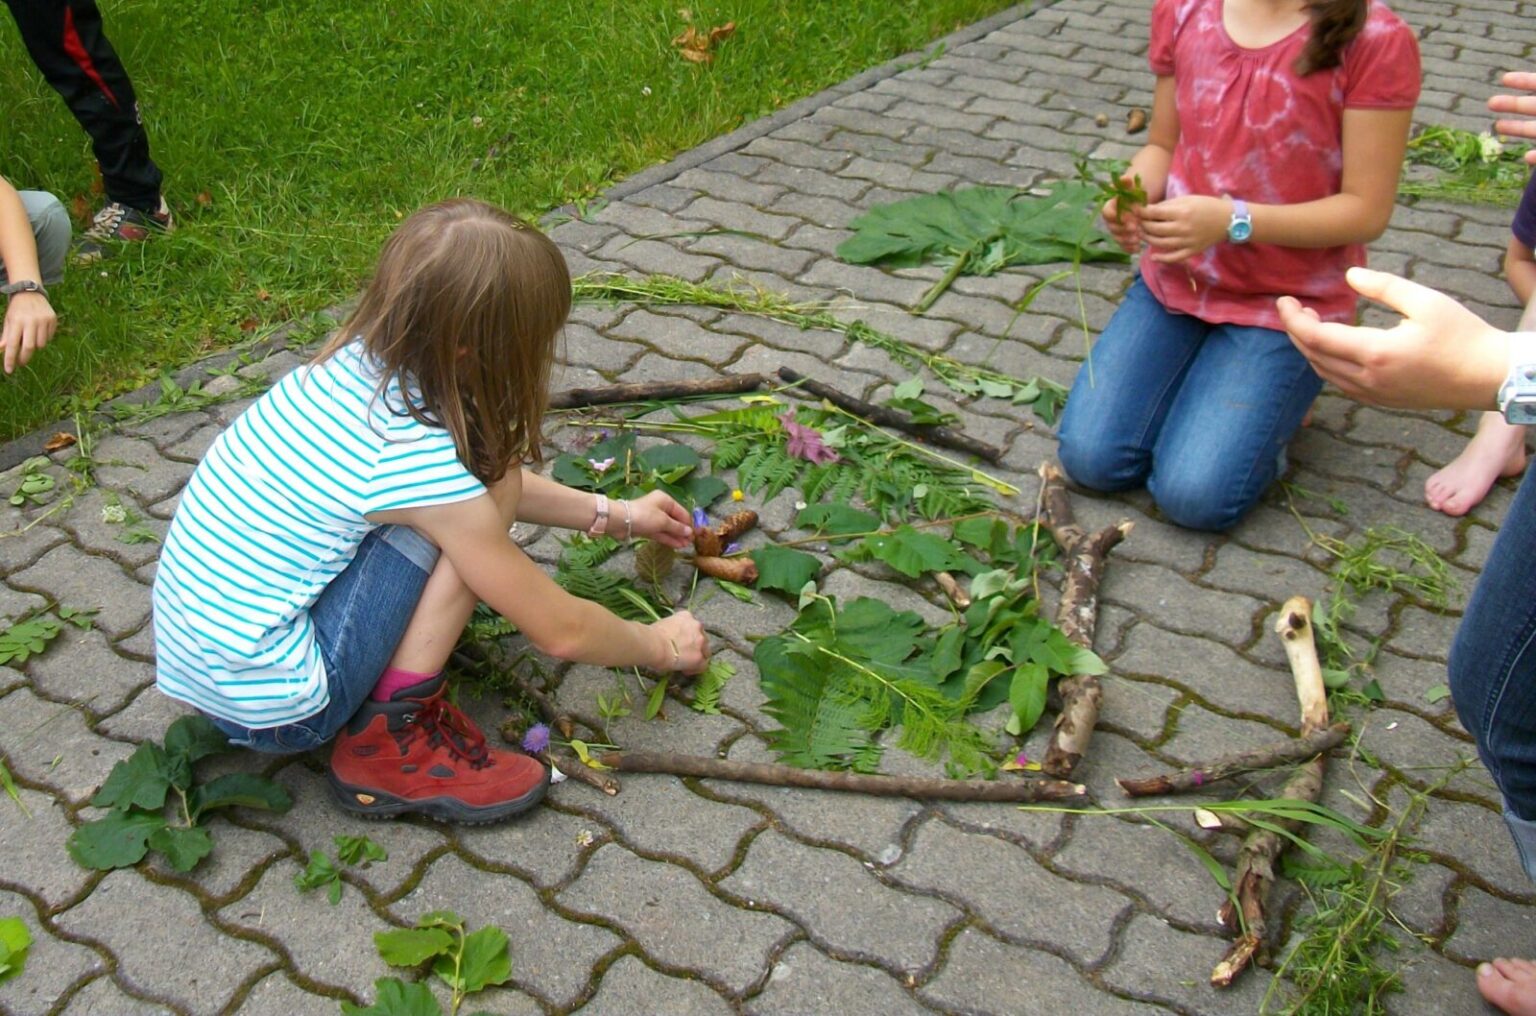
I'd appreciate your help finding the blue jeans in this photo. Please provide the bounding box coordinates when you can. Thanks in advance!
[1450,466,1536,881]
[208,525,439,753]
[1056,277,1323,532]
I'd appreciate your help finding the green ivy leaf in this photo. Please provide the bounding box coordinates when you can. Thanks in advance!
[187,773,292,821]
[163,715,231,766]
[436,925,512,995]
[751,545,821,595]
[376,927,456,967]
[67,810,166,870]
[796,503,881,536]
[681,474,730,509]
[341,977,443,1016]
[148,824,215,872]
[91,743,173,812]
[0,916,32,983]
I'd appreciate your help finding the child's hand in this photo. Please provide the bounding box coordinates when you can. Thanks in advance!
[1491,71,1536,163]
[1,292,56,374]
[622,490,693,548]
[652,610,710,674]
[1101,176,1144,252]
[1140,195,1231,263]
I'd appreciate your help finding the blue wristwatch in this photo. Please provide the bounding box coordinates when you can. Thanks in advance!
[1499,333,1536,424]
[1226,198,1253,244]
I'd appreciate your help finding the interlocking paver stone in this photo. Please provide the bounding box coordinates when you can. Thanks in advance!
[557,844,795,995]
[1100,913,1273,1016]
[57,976,178,1015]
[55,871,277,1014]
[720,828,962,973]
[579,954,734,1015]
[748,940,928,1016]
[888,819,1131,965]
[0,891,105,1016]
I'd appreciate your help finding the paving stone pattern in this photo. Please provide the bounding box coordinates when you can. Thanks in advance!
[1,1,1532,1013]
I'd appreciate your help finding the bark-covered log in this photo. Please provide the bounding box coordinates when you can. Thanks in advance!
[597,750,1087,802]
[547,373,767,410]
[776,367,1006,463]
[1116,722,1350,797]
[1211,597,1330,988]
[1037,462,1133,779]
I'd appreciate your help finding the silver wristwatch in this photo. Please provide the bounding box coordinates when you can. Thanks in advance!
[1498,332,1536,425]
[0,279,46,299]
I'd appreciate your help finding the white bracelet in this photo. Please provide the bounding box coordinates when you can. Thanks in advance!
[620,499,633,540]
[587,493,609,537]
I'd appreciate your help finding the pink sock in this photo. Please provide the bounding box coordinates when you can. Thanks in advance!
[371,666,440,702]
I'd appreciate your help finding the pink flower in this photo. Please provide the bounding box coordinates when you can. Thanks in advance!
[780,414,839,464]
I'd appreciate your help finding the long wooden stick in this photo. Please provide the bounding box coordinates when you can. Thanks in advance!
[547,373,767,410]
[1116,722,1350,797]
[776,367,1006,463]
[597,750,1086,802]
[1211,596,1330,988]
[1037,462,1133,779]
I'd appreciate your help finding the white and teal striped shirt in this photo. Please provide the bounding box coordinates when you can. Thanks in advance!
[152,341,486,727]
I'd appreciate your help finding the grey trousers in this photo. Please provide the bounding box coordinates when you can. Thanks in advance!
[3,191,70,287]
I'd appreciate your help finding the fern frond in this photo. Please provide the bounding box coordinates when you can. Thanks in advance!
[737,442,804,502]
[557,535,621,570]
[555,559,664,620]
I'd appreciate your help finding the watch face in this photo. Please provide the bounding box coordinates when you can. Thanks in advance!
[1228,219,1253,243]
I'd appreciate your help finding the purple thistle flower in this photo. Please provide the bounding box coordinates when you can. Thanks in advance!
[522,723,551,754]
[780,413,840,464]
[692,506,709,530]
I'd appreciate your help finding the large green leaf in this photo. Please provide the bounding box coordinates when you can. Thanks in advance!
[341,977,442,1016]
[841,526,983,579]
[1006,661,1050,737]
[0,916,31,983]
[750,545,821,595]
[375,928,455,968]
[90,743,173,812]
[162,715,232,766]
[187,773,292,821]
[436,926,512,994]
[795,503,881,536]
[148,824,215,872]
[67,810,166,870]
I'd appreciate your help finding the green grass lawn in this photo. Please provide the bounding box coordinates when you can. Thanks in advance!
[0,0,1020,442]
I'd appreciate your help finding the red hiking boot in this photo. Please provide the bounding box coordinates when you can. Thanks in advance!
[328,676,548,824]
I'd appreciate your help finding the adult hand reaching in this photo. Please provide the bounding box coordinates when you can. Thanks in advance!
[1277,267,1508,411]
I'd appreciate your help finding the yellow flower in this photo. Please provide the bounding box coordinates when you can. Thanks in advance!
[731,488,744,501]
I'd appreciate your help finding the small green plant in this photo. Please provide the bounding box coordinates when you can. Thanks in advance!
[8,457,54,507]
[67,715,292,873]
[346,911,512,1016]
[110,371,271,427]
[883,377,959,426]
[100,492,159,545]
[0,917,30,985]
[0,604,92,667]
[1078,155,1147,223]
[1402,125,1531,205]
[0,758,23,814]
[295,834,388,904]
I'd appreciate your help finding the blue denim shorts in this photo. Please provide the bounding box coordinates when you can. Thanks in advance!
[208,525,439,754]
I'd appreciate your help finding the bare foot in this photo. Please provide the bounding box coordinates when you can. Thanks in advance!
[1479,958,1536,1015]
[1425,413,1527,517]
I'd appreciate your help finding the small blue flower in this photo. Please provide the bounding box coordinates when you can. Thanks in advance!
[521,723,551,754]
[724,542,742,555]
[691,507,709,530]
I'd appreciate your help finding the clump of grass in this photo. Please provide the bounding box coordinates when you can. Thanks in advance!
[1262,764,1470,1015]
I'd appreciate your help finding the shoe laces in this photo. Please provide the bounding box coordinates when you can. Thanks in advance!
[84,202,129,240]
[401,697,492,769]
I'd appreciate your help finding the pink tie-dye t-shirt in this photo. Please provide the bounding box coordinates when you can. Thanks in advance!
[1140,0,1420,328]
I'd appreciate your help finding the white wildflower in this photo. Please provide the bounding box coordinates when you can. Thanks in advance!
[1479,130,1505,163]
[101,503,127,525]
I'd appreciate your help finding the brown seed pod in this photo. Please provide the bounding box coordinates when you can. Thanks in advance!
[694,555,759,584]
[1126,107,1148,134]
[693,527,723,557]
[714,509,759,543]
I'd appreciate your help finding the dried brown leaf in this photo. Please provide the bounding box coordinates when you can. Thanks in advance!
[43,432,77,453]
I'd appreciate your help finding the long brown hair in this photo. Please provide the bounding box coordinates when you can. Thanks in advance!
[1295,0,1369,75]
[319,199,571,484]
